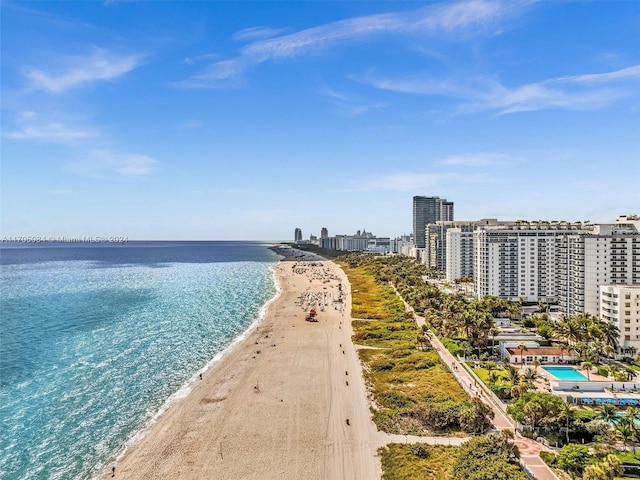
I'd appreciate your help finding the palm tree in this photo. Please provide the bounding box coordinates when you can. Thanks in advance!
[485,360,496,375]
[557,343,567,363]
[615,422,636,454]
[624,366,637,382]
[598,403,617,424]
[557,402,575,444]
[523,367,538,384]
[598,320,621,356]
[517,343,528,368]
[506,365,521,385]
[625,406,640,429]
[489,326,501,353]
[582,361,593,381]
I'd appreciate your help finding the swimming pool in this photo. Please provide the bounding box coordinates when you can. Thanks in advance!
[542,366,589,381]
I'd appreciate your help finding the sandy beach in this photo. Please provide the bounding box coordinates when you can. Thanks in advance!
[103,247,383,479]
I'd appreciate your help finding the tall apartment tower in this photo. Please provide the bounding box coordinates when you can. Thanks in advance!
[320,227,329,239]
[413,196,453,248]
[557,216,640,316]
[294,228,302,243]
[473,221,589,303]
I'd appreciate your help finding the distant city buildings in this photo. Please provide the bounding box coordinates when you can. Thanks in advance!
[294,227,302,243]
[293,204,640,356]
[318,228,390,253]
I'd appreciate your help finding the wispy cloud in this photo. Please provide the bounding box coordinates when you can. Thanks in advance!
[2,111,98,144]
[184,53,219,65]
[440,152,516,167]
[68,150,157,178]
[364,172,451,191]
[349,102,388,116]
[176,0,526,88]
[23,47,144,93]
[232,26,286,42]
[358,164,504,191]
[361,64,640,114]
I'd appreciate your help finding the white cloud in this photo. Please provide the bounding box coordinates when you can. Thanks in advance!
[361,64,640,114]
[440,152,515,167]
[23,48,144,93]
[365,172,450,191]
[233,26,286,42]
[177,0,527,88]
[2,123,97,143]
[184,53,219,65]
[68,150,157,178]
[349,102,388,116]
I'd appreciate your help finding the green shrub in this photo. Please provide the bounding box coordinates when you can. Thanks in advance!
[379,391,414,409]
[409,444,430,459]
[597,366,609,377]
[540,451,557,466]
[373,360,396,371]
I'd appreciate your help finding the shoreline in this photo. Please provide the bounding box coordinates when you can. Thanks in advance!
[99,255,284,474]
[100,246,382,479]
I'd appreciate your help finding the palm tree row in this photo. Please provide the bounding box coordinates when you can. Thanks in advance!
[551,313,620,361]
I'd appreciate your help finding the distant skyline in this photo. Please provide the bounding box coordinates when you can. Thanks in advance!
[1,1,639,240]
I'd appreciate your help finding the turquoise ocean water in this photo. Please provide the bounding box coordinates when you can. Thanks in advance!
[0,242,279,479]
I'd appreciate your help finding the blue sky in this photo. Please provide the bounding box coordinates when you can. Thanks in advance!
[1,0,639,240]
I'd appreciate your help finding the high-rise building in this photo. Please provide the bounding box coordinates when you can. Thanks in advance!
[473,221,589,302]
[600,284,640,356]
[320,227,329,239]
[413,196,453,248]
[294,227,302,243]
[424,219,500,271]
[557,215,640,316]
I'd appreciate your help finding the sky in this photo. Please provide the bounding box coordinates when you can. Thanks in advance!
[1,0,639,241]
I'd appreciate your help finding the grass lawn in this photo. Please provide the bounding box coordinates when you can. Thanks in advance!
[473,367,511,385]
[615,450,640,465]
[379,443,458,480]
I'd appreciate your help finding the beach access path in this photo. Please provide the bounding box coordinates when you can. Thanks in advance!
[105,251,464,480]
[402,299,559,480]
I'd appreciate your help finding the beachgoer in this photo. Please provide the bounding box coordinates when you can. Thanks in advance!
[199,373,203,380]
[112,466,116,477]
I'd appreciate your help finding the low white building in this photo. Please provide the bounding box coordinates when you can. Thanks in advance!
[600,284,640,357]
[502,344,579,364]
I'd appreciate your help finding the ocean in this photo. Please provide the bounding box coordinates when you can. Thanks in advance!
[0,241,279,480]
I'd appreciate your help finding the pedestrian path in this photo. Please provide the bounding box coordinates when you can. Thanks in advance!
[390,284,559,480]
[423,323,559,480]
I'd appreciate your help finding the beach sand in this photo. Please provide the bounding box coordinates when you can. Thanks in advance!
[103,249,382,479]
